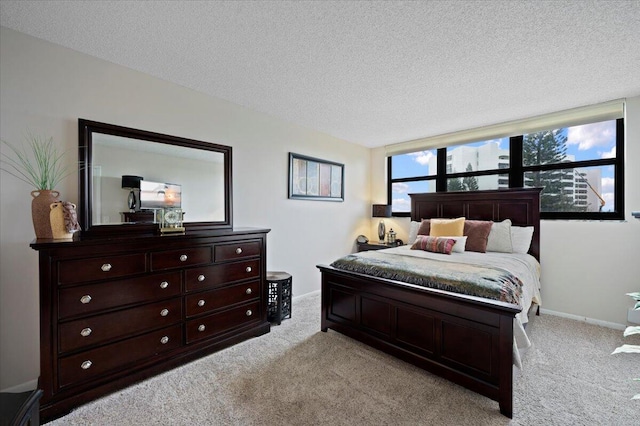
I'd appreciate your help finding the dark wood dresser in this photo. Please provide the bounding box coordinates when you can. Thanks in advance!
[31,227,270,422]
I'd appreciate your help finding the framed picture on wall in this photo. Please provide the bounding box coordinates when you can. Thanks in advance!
[288,153,344,201]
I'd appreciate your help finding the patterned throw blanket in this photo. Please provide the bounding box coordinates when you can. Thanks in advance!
[330,251,523,305]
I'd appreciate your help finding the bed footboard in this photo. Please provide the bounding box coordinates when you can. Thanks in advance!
[318,265,520,418]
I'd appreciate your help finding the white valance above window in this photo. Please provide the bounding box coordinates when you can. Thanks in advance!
[384,99,625,156]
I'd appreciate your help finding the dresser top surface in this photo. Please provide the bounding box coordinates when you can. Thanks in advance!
[30,227,271,250]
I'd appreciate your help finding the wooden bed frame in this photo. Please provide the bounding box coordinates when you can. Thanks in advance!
[318,188,541,418]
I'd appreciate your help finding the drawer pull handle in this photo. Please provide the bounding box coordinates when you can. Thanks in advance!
[160,309,169,317]
[246,309,253,316]
[180,254,188,262]
[235,248,242,254]
[160,281,169,289]
[81,360,92,370]
[245,288,252,295]
[198,324,206,332]
[80,295,92,304]
[80,327,92,337]
[197,274,205,282]
[101,263,112,272]
[245,266,252,273]
[197,300,205,307]
[160,336,169,344]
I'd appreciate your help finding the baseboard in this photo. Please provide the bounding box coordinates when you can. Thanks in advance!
[0,378,38,393]
[540,308,626,331]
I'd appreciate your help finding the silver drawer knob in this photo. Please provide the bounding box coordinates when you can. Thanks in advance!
[245,288,252,295]
[198,324,206,332]
[180,254,188,262]
[80,327,92,337]
[235,248,242,254]
[197,299,205,307]
[81,360,92,370]
[160,336,169,344]
[197,274,205,282]
[160,281,169,289]
[246,309,253,316]
[101,263,112,272]
[160,309,169,317]
[245,266,252,273]
[80,295,92,304]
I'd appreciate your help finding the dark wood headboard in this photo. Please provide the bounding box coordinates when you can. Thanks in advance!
[410,188,542,260]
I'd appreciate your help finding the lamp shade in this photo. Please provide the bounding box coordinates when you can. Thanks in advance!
[121,175,143,189]
[372,204,392,218]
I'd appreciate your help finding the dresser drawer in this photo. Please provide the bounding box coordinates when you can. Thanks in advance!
[58,325,182,389]
[58,253,146,285]
[151,246,212,271]
[186,301,260,344]
[58,271,181,319]
[185,259,260,293]
[215,241,261,261]
[59,298,182,354]
[185,280,259,318]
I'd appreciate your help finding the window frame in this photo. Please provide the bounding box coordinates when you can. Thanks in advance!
[387,118,624,220]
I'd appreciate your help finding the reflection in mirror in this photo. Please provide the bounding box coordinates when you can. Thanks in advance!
[92,134,225,225]
[79,119,232,236]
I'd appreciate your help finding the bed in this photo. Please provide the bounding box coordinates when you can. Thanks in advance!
[317,188,542,418]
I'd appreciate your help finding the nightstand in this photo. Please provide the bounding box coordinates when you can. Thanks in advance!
[357,241,402,252]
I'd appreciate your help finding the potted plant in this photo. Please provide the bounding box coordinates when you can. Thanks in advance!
[612,292,640,400]
[1,134,73,239]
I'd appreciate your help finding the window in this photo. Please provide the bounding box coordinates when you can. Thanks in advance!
[387,118,624,220]
[390,149,437,213]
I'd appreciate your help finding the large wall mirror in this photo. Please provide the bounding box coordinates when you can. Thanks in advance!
[79,119,232,236]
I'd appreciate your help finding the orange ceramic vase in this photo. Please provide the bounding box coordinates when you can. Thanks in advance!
[31,190,60,239]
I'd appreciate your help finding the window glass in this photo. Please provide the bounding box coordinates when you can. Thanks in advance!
[447,174,506,192]
[446,138,509,172]
[390,150,437,179]
[391,181,433,212]
[525,165,614,213]
[523,120,616,166]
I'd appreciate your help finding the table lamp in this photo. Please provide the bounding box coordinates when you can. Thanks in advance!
[372,204,392,243]
[121,175,143,212]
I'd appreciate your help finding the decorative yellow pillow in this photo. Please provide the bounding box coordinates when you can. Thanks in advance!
[429,217,465,237]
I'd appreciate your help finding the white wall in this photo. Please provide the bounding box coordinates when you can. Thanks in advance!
[0,27,371,391]
[371,97,640,328]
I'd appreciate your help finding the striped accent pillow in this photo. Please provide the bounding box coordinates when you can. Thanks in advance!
[410,235,456,255]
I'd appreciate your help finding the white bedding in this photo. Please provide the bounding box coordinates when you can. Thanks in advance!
[374,245,542,368]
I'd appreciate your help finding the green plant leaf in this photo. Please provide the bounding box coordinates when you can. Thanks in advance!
[627,292,640,301]
[612,344,640,354]
[634,301,640,310]
[1,135,75,190]
[624,326,640,337]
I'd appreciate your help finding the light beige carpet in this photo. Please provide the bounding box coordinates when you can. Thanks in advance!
[47,291,638,425]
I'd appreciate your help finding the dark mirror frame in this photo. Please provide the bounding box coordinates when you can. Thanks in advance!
[78,119,233,237]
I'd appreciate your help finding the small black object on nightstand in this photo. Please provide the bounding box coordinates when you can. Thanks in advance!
[266,271,292,325]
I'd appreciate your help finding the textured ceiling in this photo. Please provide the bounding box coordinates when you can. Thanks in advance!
[1,1,639,148]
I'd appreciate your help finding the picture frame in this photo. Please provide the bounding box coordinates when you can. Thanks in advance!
[288,153,344,201]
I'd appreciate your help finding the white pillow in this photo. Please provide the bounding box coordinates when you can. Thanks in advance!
[511,226,534,254]
[438,236,467,253]
[408,221,420,245]
[486,219,513,253]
